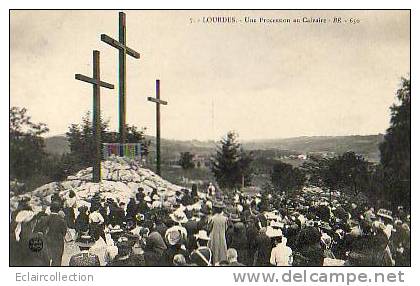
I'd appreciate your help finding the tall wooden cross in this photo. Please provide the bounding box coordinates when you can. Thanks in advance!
[148,79,168,176]
[75,50,114,183]
[101,12,140,144]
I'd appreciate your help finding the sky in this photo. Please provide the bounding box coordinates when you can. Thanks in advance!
[10,10,410,141]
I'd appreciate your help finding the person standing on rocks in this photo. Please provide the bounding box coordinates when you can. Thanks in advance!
[64,190,77,229]
[89,205,106,242]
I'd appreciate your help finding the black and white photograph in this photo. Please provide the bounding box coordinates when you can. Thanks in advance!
[8,9,410,269]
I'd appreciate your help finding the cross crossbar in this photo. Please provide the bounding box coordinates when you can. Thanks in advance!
[101,34,140,59]
[147,96,168,105]
[75,74,115,89]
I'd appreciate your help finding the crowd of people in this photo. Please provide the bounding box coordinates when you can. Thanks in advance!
[10,183,411,267]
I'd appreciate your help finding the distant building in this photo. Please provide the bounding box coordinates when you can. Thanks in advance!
[297,154,307,160]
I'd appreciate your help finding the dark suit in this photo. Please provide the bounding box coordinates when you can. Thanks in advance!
[69,252,100,266]
[40,213,67,266]
[190,247,212,266]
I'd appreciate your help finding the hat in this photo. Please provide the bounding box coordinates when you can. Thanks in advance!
[170,209,188,224]
[377,209,393,221]
[109,225,123,234]
[265,212,278,220]
[165,229,181,246]
[270,221,283,229]
[116,236,131,248]
[76,234,95,248]
[194,230,210,241]
[152,194,160,201]
[266,227,283,238]
[213,200,225,209]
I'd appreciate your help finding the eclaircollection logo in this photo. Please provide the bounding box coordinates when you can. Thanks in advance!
[28,237,43,252]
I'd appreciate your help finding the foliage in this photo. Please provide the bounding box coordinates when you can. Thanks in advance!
[302,151,371,196]
[10,107,50,181]
[65,112,150,170]
[211,131,253,190]
[271,161,305,193]
[379,77,411,208]
[178,152,195,170]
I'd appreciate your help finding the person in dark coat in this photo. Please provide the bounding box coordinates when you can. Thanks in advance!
[226,215,248,265]
[154,216,169,239]
[75,206,90,234]
[143,235,162,266]
[126,198,138,221]
[41,202,67,266]
[246,217,259,266]
[190,230,212,266]
[183,211,199,253]
[254,228,272,266]
[11,208,50,266]
[108,203,125,227]
[294,226,324,266]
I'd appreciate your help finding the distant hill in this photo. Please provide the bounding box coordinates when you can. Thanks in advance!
[242,135,384,162]
[44,135,70,155]
[44,134,384,162]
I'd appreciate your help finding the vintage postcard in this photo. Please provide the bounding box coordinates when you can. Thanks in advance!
[9,9,410,274]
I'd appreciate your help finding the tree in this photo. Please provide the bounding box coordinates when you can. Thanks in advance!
[179,152,195,170]
[302,151,371,196]
[271,161,305,193]
[10,107,49,181]
[333,152,371,196]
[379,77,410,208]
[65,112,150,171]
[211,131,253,190]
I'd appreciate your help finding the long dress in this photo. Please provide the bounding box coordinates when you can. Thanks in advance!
[208,213,228,264]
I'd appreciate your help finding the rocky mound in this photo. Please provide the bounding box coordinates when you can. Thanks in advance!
[10,157,187,212]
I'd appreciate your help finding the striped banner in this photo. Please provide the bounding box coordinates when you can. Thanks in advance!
[102,143,142,159]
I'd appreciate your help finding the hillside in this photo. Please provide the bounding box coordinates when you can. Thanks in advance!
[44,135,70,155]
[44,134,384,162]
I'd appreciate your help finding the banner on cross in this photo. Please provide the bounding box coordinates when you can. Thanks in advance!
[102,143,142,159]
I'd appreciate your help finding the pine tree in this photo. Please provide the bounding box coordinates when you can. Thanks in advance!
[211,131,253,190]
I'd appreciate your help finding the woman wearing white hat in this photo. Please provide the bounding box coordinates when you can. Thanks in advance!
[267,228,292,266]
